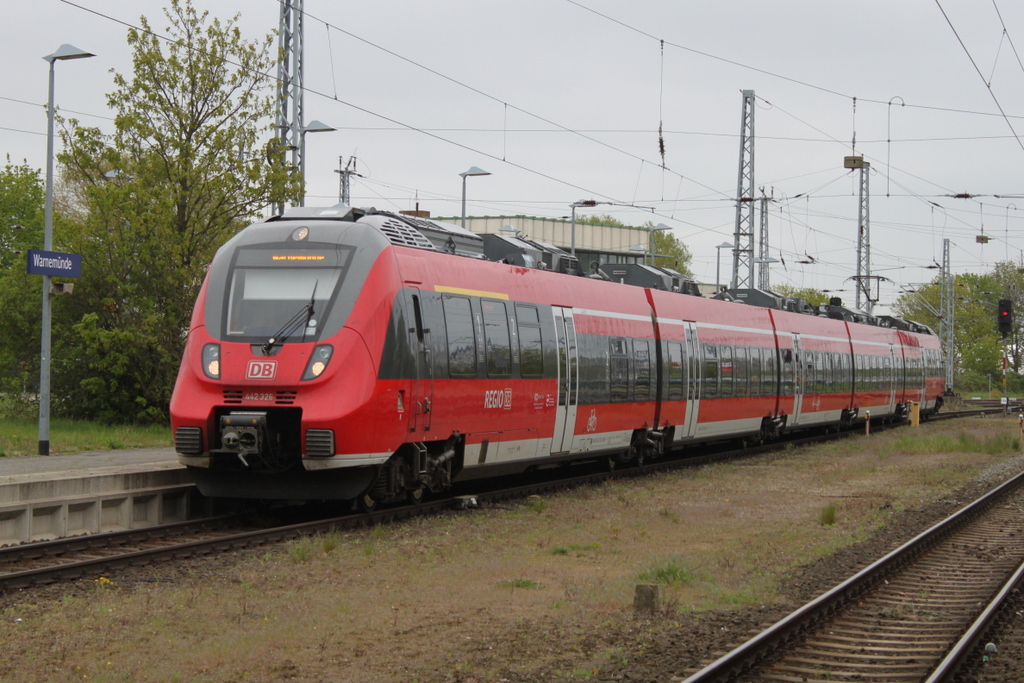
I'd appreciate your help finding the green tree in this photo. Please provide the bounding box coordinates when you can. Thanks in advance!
[576,214,693,275]
[891,271,1004,391]
[773,284,830,306]
[53,0,298,422]
[650,228,693,276]
[0,161,46,412]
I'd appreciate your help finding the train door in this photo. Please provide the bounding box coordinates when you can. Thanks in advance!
[887,345,897,412]
[552,307,579,453]
[791,335,805,425]
[408,291,434,433]
[680,322,701,438]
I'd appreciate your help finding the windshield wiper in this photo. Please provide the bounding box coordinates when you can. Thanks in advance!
[261,282,318,355]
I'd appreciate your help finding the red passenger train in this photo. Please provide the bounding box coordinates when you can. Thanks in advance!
[169,207,945,505]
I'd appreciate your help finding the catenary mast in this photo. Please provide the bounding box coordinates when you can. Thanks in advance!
[274,0,304,216]
[731,90,756,290]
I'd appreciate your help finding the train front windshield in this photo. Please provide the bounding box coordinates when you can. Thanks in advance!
[223,244,354,343]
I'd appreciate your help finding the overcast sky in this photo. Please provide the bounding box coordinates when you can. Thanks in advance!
[5,0,1024,313]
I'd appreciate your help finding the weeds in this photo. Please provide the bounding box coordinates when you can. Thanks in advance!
[549,543,601,555]
[820,505,837,527]
[288,532,343,562]
[638,556,698,587]
[526,496,547,513]
[497,578,544,590]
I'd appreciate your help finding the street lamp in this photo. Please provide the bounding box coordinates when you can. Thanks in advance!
[299,120,336,206]
[570,199,598,258]
[40,43,95,456]
[715,241,734,293]
[646,223,672,266]
[459,166,491,228]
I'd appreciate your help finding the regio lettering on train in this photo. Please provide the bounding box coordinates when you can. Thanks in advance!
[484,389,513,410]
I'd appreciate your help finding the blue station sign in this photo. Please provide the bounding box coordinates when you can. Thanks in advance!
[26,249,82,278]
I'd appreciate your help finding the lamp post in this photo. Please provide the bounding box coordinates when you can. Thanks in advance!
[459,166,491,228]
[570,199,598,258]
[646,223,672,266]
[298,120,336,207]
[40,44,95,456]
[715,241,734,293]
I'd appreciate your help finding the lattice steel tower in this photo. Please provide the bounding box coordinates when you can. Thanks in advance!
[274,0,304,215]
[940,238,955,389]
[758,192,770,290]
[731,90,756,290]
[846,156,873,313]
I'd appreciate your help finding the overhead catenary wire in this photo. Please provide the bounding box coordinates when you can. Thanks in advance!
[41,0,1021,302]
[934,0,1024,154]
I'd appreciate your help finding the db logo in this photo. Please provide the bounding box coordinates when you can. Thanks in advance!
[246,360,277,380]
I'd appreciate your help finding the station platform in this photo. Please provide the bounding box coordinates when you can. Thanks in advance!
[0,447,205,546]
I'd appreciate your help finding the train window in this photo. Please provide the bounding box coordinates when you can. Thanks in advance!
[804,352,815,395]
[224,246,349,340]
[703,344,719,399]
[780,348,794,395]
[720,346,734,398]
[734,346,749,397]
[610,338,628,402]
[518,326,543,377]
[517,305,540,325]
[667,342,684,401]
[763,347,776,397]
[443,296,477,376]
[482,300,511,377]
[635,340,651,401]
[750,348,762,396]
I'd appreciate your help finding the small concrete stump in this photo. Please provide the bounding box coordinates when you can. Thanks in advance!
[633,583,659,616]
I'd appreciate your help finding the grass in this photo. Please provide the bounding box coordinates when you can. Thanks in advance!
[497,578,545,590]
[820,504,837,526]
[886,430,1019,456]
[3,416,1023,682]
[0,417,170,457]
[638,556,701,587]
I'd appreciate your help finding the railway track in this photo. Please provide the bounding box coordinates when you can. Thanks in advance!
[0,409,1003,594]
[676,463,1024,683]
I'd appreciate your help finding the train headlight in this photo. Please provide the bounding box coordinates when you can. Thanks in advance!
[202,343,221,380]
[302,344,333,381]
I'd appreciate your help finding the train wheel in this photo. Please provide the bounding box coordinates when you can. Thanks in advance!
[605,456,618,473]
[358,493,378,513]
[408,486,426,505]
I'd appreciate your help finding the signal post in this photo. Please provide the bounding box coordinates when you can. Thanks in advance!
[999,299,1013,415]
